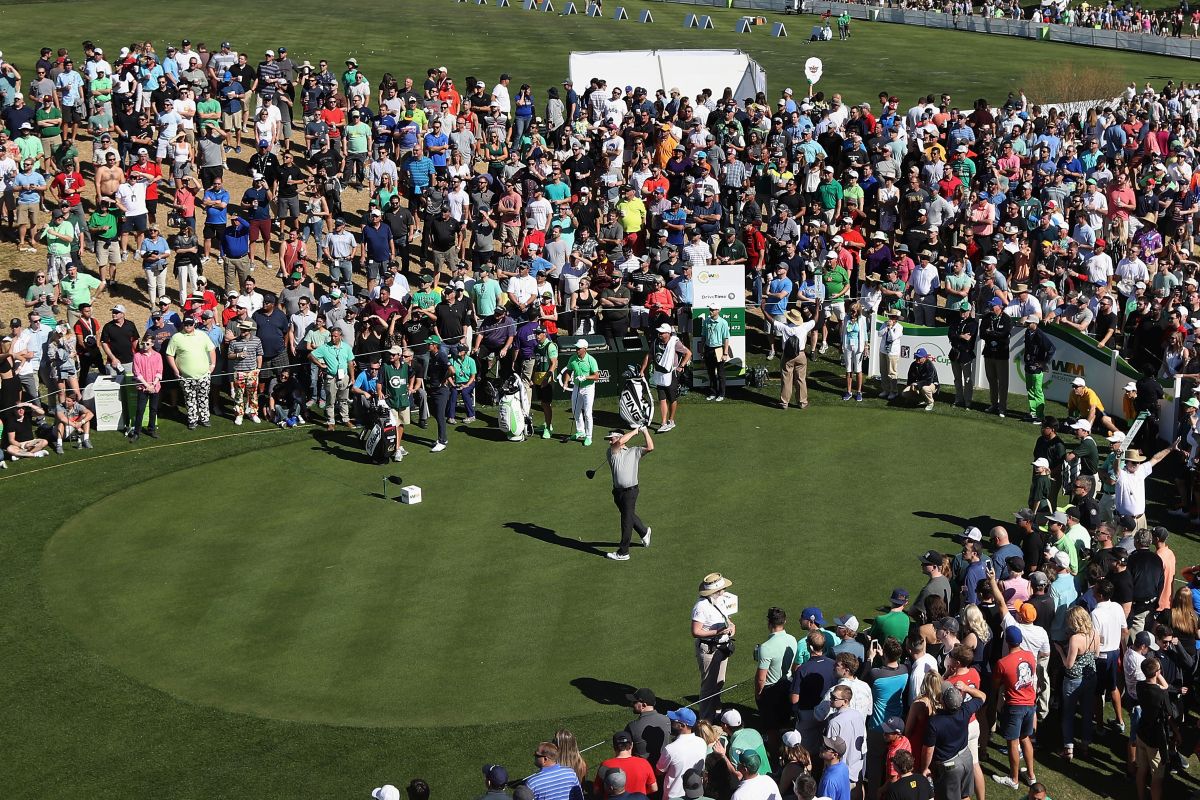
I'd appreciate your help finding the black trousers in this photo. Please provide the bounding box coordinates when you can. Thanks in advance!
[613,485,648,555]
[704,346,726,398]
[429,385,450,444]
[600,317,629,352]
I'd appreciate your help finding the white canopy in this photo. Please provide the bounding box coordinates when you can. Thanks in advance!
[568,49,767,106]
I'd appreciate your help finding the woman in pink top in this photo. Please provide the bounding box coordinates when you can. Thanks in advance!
[174,175,199,231]
[131,336,163,441]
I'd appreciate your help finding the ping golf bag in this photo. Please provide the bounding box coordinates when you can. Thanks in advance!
[618,365,655,429]
[362,398,398,463]
[497,373,533,441]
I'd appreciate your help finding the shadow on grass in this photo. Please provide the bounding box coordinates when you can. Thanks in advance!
[503,521,609,557]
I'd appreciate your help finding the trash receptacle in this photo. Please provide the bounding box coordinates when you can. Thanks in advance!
[85,374,125,432]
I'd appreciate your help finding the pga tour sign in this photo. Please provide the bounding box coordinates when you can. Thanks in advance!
[691,264,746,387]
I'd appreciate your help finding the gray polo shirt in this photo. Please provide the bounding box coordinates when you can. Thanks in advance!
[608,445,645,489]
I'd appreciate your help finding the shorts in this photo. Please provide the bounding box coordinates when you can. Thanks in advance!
[122,213,148,233]
[62,105,84,125]
[536,380,554,405]
[389,406,411,426]
[248,218,272,243]
[203,222,225,242]
[843,349,864,373]
[156,139,172,160]
[16,202,38,227]
[654,374,678,402]
[1096,652,1121,692]
[365,260,385,283]
[222,110,245,131]
[41,135,62,158]
[998,704,1035,741]
[278,196,300,219]
[826,301,847,322]
[1136,741,1166,780]
[95,240,122,265]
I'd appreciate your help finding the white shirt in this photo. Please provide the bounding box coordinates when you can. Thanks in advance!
[731,773,781,800]
[491,82,512,115]
[115,181,148,217]
[526,198,553,231]
[175,97,196,130]
[14,326,46,374]
[878,321,903,356]
[906,653,938,706]
[1091,600,1128,653]
[447,189,470,222]
[1085,252,1114,285]
[1082,191,1108,229]
[656,732,708,799]
[507,274,538,306]
[692,596,728,634]
[1116,257,1150,286]
[814,676,873,721]
[85,58,113,81]
[1002,611,1050,659]
[910,264,940,296]
[1115,462,1153,516]
[1124,647,1147,700]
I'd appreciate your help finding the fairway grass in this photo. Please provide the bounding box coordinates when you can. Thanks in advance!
[4,381,1198,798]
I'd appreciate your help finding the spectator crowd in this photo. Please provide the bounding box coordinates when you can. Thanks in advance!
[3,21,1200,800]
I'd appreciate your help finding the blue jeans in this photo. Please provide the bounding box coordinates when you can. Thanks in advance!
[1061,671,1096,746]
[329,258,354,290]
[301,219,325,248]
[750,268,764,305]
[451,383,475,419]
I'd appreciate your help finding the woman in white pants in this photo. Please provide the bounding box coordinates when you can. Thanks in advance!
[563,338,599,446]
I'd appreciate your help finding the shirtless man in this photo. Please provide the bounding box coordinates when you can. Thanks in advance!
[93,151,124,204]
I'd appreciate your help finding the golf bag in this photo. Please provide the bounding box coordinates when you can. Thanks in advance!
[618,365,655,429]
[361,399,398,463]
[497,373,533,441]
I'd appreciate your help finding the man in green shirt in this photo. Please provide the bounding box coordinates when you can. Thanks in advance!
[869,588,912,643]
[165,317,217,429]
[309,326,356,429]
[344,111,371,187]
[379,345,412,462]
[565,338,599,445]
[533,327,558,438]
[819,254,850,353]
[40,208,76,282]
[196,87,222,132]
[87,200,121,287]
[58,263,102,324]
[817,167,844,218]
[16,126,44,166]
[699,304,731,401]
[471,266,504,317]
[35,95,63,164]
[754,606,798,739]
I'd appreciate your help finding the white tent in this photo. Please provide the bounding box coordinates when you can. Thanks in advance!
[568,49,767,106]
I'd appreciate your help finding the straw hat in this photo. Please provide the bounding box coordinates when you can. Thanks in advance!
[698,573,732,597]
[1124,449,1148,463]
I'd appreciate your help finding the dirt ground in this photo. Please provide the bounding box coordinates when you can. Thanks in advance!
[1,129,382,325]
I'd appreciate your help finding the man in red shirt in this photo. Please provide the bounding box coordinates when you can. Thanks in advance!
[593,731,657,799]
[743,218,766,304]
[993,625,1038,790]
[880,716,912,787]
[945,644,986,800]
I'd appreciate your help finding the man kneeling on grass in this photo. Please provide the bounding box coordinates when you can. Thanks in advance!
[900,348,939,412]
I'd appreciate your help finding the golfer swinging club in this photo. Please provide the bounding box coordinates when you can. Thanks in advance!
[605,426,654,561]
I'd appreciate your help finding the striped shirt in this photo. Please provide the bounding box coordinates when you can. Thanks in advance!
[526,764,583,800]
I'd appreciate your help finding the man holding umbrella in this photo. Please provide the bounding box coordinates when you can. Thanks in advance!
[605,426,654,562]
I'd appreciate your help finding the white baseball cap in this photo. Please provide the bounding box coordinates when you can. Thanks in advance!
[720,708,743,726]
[1107,431,1126,443]
[574,338,590,349]
[1032,457,1050,469]
[372,786,400,800]
[1071,377,1086,387]
[1070,419,1092,432]
[1123,382,1137,391]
